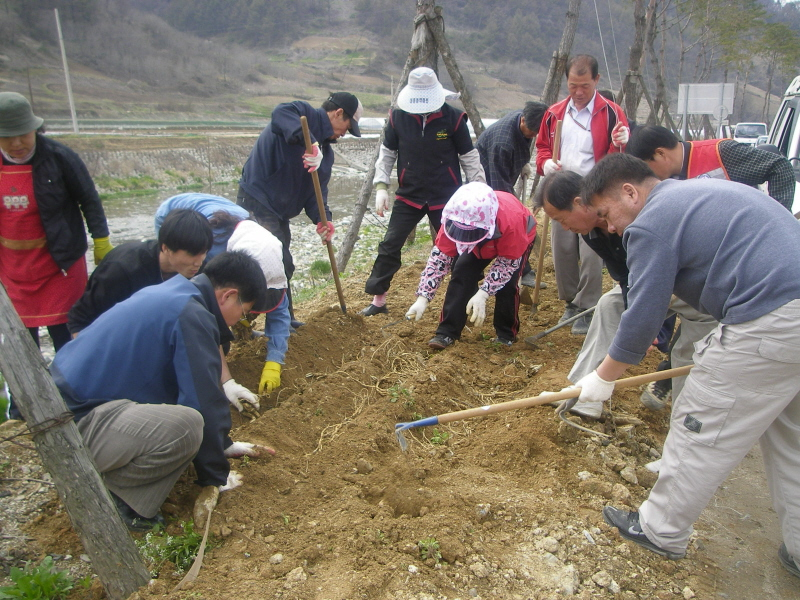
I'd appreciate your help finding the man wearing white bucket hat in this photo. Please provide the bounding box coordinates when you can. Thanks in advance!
[360,67,485,317]
[405,182,536,349]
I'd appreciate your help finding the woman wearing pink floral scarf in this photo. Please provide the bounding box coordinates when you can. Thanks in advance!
[406,182,537,349]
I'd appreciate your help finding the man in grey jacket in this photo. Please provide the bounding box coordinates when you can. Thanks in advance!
[568,153,800,578]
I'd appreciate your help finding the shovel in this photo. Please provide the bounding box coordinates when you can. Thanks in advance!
[300,116,347,314]
[394,365,692,450]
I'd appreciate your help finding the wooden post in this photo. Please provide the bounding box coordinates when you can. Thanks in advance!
[540,0,582,106]
[0,284,150,599]
[426,5,484,137]
[337,0,481,271]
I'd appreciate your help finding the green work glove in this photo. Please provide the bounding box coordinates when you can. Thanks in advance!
[93,236,113,264]
[259,361,282,394]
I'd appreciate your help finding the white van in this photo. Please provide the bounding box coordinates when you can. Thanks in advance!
[733,122,768,145]
[767,76,800,215]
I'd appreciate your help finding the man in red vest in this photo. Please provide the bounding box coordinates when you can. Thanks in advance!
[626,125,795,211]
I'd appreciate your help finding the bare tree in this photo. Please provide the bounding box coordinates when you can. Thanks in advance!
[336,0,483,271]
[620,0,647,121]
[540,0,582,106]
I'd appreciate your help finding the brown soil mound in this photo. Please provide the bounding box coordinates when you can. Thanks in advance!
[12,254,731,599]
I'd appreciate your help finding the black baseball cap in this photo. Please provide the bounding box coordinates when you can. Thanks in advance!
[327,92,362,137]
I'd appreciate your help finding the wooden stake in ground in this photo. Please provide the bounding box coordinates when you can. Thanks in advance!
[299,116,347,313]
[0,284,150,600]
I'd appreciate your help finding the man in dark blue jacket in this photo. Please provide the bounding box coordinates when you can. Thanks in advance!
[237,93,362,325]
[51,251,267,530]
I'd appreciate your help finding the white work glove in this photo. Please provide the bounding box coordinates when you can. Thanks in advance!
[405,296,429,321]
[543,159,561,177]
[375,189,390,217]
[612,123,630,147]
[576,370,615,404]
[302,142,323,172]
[220,470,243,492]
[223,441,276,458]
[466,289,490,328]
[222,379,260,412]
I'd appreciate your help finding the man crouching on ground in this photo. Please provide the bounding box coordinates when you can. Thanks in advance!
[565,153,800,578]
[50,251,268,531]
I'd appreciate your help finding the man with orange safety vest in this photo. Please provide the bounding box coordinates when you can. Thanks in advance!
[626,125,795,211]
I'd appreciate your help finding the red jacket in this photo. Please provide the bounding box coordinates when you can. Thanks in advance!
[535,93,628,175]
[436,192,536,260]
[686,139,729,180]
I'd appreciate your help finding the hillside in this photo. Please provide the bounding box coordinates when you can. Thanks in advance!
[1,0,798,125]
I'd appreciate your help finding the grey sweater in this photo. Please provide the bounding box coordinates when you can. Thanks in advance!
[609,178,800,365]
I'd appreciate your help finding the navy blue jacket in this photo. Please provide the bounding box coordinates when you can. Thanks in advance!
[52,274,232,487]
[238,101,334,223]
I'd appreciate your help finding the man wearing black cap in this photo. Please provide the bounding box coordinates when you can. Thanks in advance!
[237,93,362,326]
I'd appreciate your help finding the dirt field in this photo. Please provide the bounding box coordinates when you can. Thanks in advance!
[2,248,799,599]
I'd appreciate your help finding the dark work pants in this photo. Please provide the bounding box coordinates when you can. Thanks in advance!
[435,244,531,342]
[364,200,443,296]
[27,324,72,352]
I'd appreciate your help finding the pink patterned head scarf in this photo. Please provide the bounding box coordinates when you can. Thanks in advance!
[442,182,499,254]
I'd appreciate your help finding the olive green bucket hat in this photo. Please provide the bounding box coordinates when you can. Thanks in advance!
[0,92,44,137]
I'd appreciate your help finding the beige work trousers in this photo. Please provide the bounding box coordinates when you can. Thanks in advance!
[639,299,800,557]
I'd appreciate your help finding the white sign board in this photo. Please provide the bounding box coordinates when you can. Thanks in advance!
[677,83,735,117]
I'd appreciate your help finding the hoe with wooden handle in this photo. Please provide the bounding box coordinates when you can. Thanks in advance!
[394,365,692,450]
[300,115,347,314]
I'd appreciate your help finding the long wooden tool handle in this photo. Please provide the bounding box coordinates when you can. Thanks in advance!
[531,120,562,307]
[436,365,692,425]
[299,116,347,314]
[531,213,550,306]
[552,119,563,163]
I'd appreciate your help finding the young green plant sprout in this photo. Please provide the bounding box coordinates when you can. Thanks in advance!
[429,428,450,445]
[418,537,442,563]
[0,556,74,599]
[135,521,206,576]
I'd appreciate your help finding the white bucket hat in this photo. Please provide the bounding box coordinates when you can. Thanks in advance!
[396,67,460,114]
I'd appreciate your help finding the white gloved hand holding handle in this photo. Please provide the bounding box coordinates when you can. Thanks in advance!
[405,296,429,321]
[612,122,630,147]
[375,189,390,217]
[575,370,615,404]
[543,159,561,177]
[223,379,260,412]
[220,470,243,492]
[466,289,490,328]
[302,142,323,172]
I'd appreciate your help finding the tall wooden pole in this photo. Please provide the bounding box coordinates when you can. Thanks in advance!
[54,9,79,134]
[0,284,149,599]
